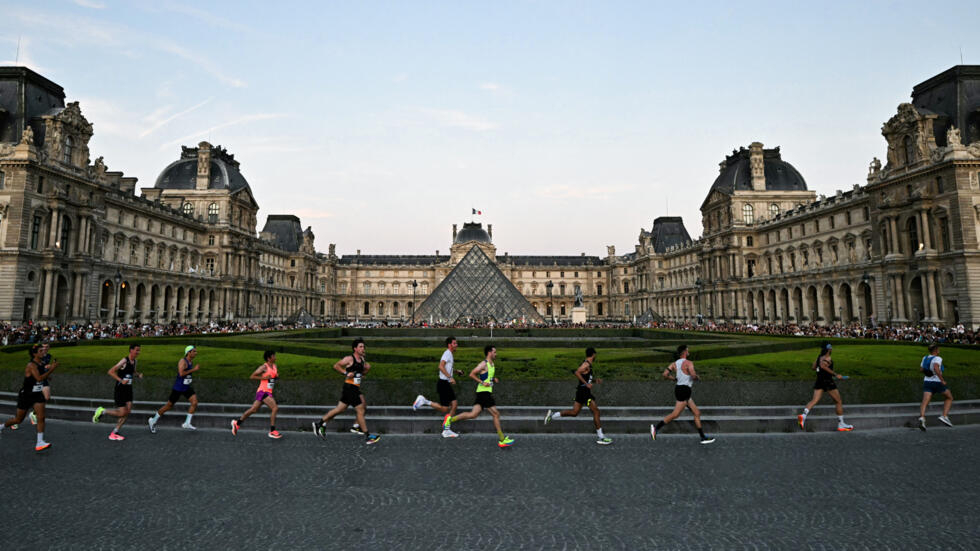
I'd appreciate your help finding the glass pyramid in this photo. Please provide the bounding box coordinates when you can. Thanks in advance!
[413,246,544,324]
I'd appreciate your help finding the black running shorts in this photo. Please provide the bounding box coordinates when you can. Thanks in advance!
[340,383,362,407]
[16,389,45,410]
[813,374,837,391]
[436,379,456,406]
[114,385,134,407]
[674,385,692,402]
[475,392,496,409]
[167,387,196,404]
[575,387,594,405]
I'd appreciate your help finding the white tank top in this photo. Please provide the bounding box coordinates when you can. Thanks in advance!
[675,359,693,387]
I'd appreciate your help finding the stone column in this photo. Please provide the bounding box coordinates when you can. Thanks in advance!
[925,271,939,321]
[850,285,862,324]
[47,208,59,249]
[893,275,907,320]
[919,210,933,252]
[801,289,811,323]
[889,216,900,256]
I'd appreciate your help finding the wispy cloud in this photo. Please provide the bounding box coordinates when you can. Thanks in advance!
[156,42,246,88]
[533,184,636,200]
[420,108,498,132]
[160,113,287,149]
[139,97,214,138]
[72,0,106,9]
[155,1,253,33]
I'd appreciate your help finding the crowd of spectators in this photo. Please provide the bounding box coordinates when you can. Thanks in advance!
[642,320,979,345]
[0,321,314,346]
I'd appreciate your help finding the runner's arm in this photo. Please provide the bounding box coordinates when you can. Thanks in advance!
[932,358,946,384]
[248,365,268,380]
[178,359,197,376]
[470,361,489,385]
[333,356,352,376]
[107,358,126,382]
[439,359,452,379]
[817,357,838,377]
[574,362,591,387]
[662,363,675,380]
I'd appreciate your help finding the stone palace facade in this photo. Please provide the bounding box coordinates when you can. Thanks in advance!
[1,65,979,328]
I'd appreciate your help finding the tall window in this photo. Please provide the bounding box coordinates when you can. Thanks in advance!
[742,204,754,224]
[392,282,399,294]
[63,136,74,164]
[59,216,71,255]
[208,203,219,223]
[597,303,603,316]
[907,218,919,253]
[363,282,371,295]
[183,202,194,216]
[208,235,215,246]
[903,135,915,165]
[936,176,944,194]
[363,302,370,315]
[746,236,753,247]
[130,243,138,264]
[769,203,779,219]
[36,176,44,194]
[31,216,42,249]
[939,217,950,252]
[339,282,348,294]
[206,257,215,274]
[145,246,152,266]
[0,170,5,189]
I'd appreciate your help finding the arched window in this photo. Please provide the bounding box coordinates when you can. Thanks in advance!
[746,236,754,247]
[207,203,219,223]
[907,217,919,254]
[183,202,194,216]
[340,302,347,316]
[742,204,754,224]
[363,302,370,315]
[769,203,779,219]
[903,135,915,165]
[63,136,74,164]
[59,215,71,255]
[378,302,385,315]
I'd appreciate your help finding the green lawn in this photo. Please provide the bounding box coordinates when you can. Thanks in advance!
[2,340,977,381]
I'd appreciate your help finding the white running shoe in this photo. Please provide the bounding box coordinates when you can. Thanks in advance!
[650,424,657,440]
[700,437,716,445]
[349,424,365,435]
[918,417,927,431]
[412,395,426,411]
[543,409,553,425]
[442,429,459,438]
[938,416,953,427]
[148,417,158,434]
[837,422,854,432]
[29,411,37,425]
[596,437,613,445]
[181,422,197,431]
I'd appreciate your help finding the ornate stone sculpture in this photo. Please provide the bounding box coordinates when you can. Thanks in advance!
[574,284,584,307]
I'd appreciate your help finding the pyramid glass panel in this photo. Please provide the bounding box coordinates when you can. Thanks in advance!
[413,246,544,324]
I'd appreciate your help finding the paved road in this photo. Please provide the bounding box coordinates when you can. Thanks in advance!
[1,421,977,550]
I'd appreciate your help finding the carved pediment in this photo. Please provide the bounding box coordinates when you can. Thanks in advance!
[881,103,937,171]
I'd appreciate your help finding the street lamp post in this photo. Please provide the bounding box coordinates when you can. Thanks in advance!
[112,270,122,324]
[267,277,274,324]
[695,277,702,324]
[546,280,554,324]
[411,280,417,323]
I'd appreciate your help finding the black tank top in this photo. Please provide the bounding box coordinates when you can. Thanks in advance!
[815,356,833,377]
[22,362,41,393]
[578,360,594,388]
[117,357,136,387]
[346,356,365,385]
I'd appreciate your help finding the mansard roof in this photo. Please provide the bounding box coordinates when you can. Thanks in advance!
[502,255,604,266]
[710,146,807,195]
[261,215,304,252]
[154,144,252,193]
[646,216,692,253]
[337,255,450,266]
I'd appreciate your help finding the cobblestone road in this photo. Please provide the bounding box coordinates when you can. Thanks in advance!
[1,422,977,550]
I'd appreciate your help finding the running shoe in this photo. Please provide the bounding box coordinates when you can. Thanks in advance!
[797,414,806,429]
[268,430,282,439]
[35,441,51,452]
[412,395,426,411]
[918,417,927,431]
[442,414,452,430]
[311,421,322,439]
[181,422,197,431]
[108,432,125,441]
[596,437,613,445]
[700,437,716,445]
[349,424,365,435]
[497,436,514,448]
[147,417,157,434]
[837,422,854,432]
[939,416,953,427]
[231,419,239,436]
[29,411,37,425]
[442,428,459,438]
[92,406,105,423]
[650,424,657,441]
[9,424,17,430]
[365,434,381,445]
[543,409,553,425]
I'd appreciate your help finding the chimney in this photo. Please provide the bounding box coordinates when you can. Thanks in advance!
[196,141,212,190]
[749,142,765,191]
[452,224,457,240]
[487,224,492,239]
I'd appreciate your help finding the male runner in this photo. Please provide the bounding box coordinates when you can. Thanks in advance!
[27,344,53,427]
[650,345,715,444]
[797,343,853,431]
[231,351,282,439]
[0,344,58,451]
[92,344,143,440]
[918,343,954,430]
[313,338,381,444]
[412,336,465,437]
[442,345,514,448]
[544,347,612,445]
[147,345,200,433]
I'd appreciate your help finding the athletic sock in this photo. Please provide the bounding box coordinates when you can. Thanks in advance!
[552,412,561,420]
[449,416,457,423]
[838,416,844,423]
[803,408,810,416]
[496,429,505,440]
[596,428,605,438]
[36,432,44,445]
[423,398,432,406]
[237,418,244,425]
[270,425,275,431]
[151,413,160,422]
[698,428,706,439]
[185,414,194,423]
[655,421,665,431]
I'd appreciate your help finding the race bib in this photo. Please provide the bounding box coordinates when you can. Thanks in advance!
[183,376,193,385]
[268,378,277,389]
[123,375,133,384]
[31,383,44,392]
[353,374,362,385]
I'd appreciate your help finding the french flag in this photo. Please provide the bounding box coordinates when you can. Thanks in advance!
[472,208,482,215]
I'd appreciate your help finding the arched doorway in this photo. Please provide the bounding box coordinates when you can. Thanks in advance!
[118,281,130,322]
[100,279,113,321]
[746,291,756,322]
[134,283,146,321]
[792,287,803,322]
[806,286,819,322]
[150,285,160,320]
[908,276,925,323]
[53,274,70,322]
[767,289,777,321]
[839,283,853,323]
[821,284,835,324]
[779,288,790,322]
[858,280,873,325]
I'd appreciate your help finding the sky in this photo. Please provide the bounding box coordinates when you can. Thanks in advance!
[2,1,979,257]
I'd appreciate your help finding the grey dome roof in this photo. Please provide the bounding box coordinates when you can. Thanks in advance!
[154,145,251,192]
[710,146,807,194]
[454,222,491,244]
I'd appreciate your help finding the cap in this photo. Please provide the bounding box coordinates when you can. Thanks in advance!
[824,343,833,350]
[184,345,196,355]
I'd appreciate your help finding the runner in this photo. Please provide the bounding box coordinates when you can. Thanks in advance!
[797,343,853,432]
[918,343,954,430]
[650,345,715,444]
[0,344,58,451]
[312,338,381,445]
[544,347,612,445]
[27,344,53,427]
[231,351,282,439]
[412,336,465,437]
[147,345,201,433]
[92,344,143,441]
[441,345,514,448]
